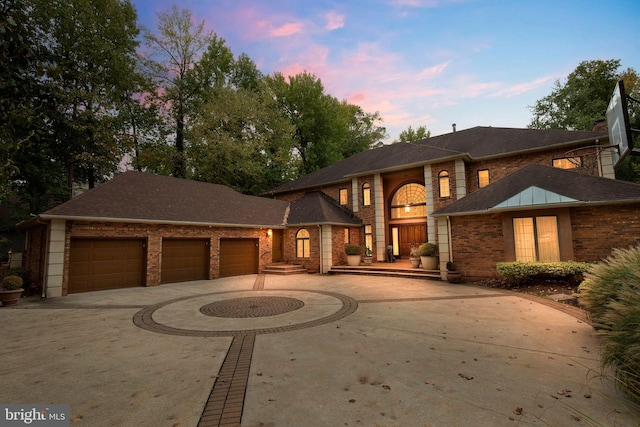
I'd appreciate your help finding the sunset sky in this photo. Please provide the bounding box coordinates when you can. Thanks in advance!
[130,0,640,142]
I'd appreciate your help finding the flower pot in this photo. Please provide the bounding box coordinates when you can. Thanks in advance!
[363,256,373,266]
[347,255,361,266]
[420,256,438,270]
[409,257,421,268]
[0,288,24,307]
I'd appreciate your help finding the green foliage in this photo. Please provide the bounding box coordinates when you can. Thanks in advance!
[496,261,591,285]
[578,244,640,403]
[265,71,386,176]
[1,275,23,290]
[364,246,373,257]
[446,261,457,271]
[418,243,438,257]
[528,59,624,130]
[345,244,361,255]
[395,125,431,143]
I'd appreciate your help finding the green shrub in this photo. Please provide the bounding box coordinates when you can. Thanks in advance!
[418,242,438,257]
[578,244,640,403]
[1,275,23,290]
[446,261,457,271]
[496,261,591,285]
[344,244,361,255]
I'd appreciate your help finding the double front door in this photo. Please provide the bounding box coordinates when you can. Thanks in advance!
[391,224,427,257]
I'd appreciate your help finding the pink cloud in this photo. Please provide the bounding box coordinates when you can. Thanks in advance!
[490,76,555,98]
[324,11,345,30]
[269,22,304,37]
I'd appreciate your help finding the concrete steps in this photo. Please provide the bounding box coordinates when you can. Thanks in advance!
[328,265,441,280]
[263,263,308,275]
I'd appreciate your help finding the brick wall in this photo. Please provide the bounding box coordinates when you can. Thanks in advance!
[571,204,640,261]
[450,214,505,280]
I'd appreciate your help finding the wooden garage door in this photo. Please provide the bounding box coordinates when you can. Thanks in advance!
[219,238,259,277]
[69,239,145,294]
[161,239,209,284]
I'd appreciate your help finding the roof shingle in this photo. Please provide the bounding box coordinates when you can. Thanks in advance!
[43,171,289,226]
[431,164,640,216]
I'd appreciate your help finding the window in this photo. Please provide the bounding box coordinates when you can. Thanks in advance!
[339,188,348,205]
[344,228,350,244]
[513,216,560,262]
[362,183,371,206]
[364,225,373,255]
[553,157,581,169]
[438,171,450,198]
[478,169,490,188]
[296,229,310,258]
[390,183,427,219]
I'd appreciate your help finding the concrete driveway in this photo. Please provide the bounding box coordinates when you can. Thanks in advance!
[1,274,638,426]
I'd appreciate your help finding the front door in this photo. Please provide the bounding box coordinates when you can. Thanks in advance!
[391,224,427,257]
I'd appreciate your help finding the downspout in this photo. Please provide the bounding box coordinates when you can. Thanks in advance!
[447,216,453,261]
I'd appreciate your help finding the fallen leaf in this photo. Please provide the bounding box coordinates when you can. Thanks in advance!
[458,373,474,380]
[513,407,523,415]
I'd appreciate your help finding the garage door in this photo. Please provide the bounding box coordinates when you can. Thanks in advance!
[69,239,145,294]
[161,239,209,284]
[219,238,259,277]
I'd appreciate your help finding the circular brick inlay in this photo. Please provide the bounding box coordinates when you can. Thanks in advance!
[200,296,304,318]
[133,289,358,337]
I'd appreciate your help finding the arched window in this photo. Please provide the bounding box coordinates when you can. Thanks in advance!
[390,183,426,219]
[296,229,310,258]
[362,183,371,206]
[438,171,450,198]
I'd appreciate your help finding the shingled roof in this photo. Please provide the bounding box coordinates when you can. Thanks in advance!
[286,192,362,226]
[40,171,289,227]
[269,127,606,194]
[431,164,640,216]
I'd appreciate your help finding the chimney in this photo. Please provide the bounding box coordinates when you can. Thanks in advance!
[452,123,456,132]
[592,119,607,132]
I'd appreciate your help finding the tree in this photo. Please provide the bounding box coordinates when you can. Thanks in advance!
[141,6,233,178]
[0,0,42,205]
[188,83,297,195]
[395,125,431,143]
[529,59,622,130]
[8,0,141,214]
[529,59,640,182]
[265,71,386,175]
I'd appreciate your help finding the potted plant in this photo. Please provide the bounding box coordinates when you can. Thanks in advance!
[446,261,462,283]
[363,246,373,265]
[345,244,362,266]
[409,245,421,268]
[418,242,439,270]
[0,275,24,307]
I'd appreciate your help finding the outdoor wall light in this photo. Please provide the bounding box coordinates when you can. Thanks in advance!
[267,229,273,237]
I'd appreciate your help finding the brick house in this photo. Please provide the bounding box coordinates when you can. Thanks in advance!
[21,126,640,297]
[267,126,640,280]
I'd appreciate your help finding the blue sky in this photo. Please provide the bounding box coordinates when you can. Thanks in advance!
[130,0,640,142]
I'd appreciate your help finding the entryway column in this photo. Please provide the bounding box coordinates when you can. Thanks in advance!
[424,166,436,243]
[320,225,333,273]
[373,173,385,262]
[45,219,65,298]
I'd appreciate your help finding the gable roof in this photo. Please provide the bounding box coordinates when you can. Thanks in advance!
[287,192,362,226]
[40,171,289,227]
[269,126,606,194]
[431,164,640,216]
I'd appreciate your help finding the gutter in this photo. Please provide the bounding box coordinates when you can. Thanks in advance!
[36,214,287,229]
